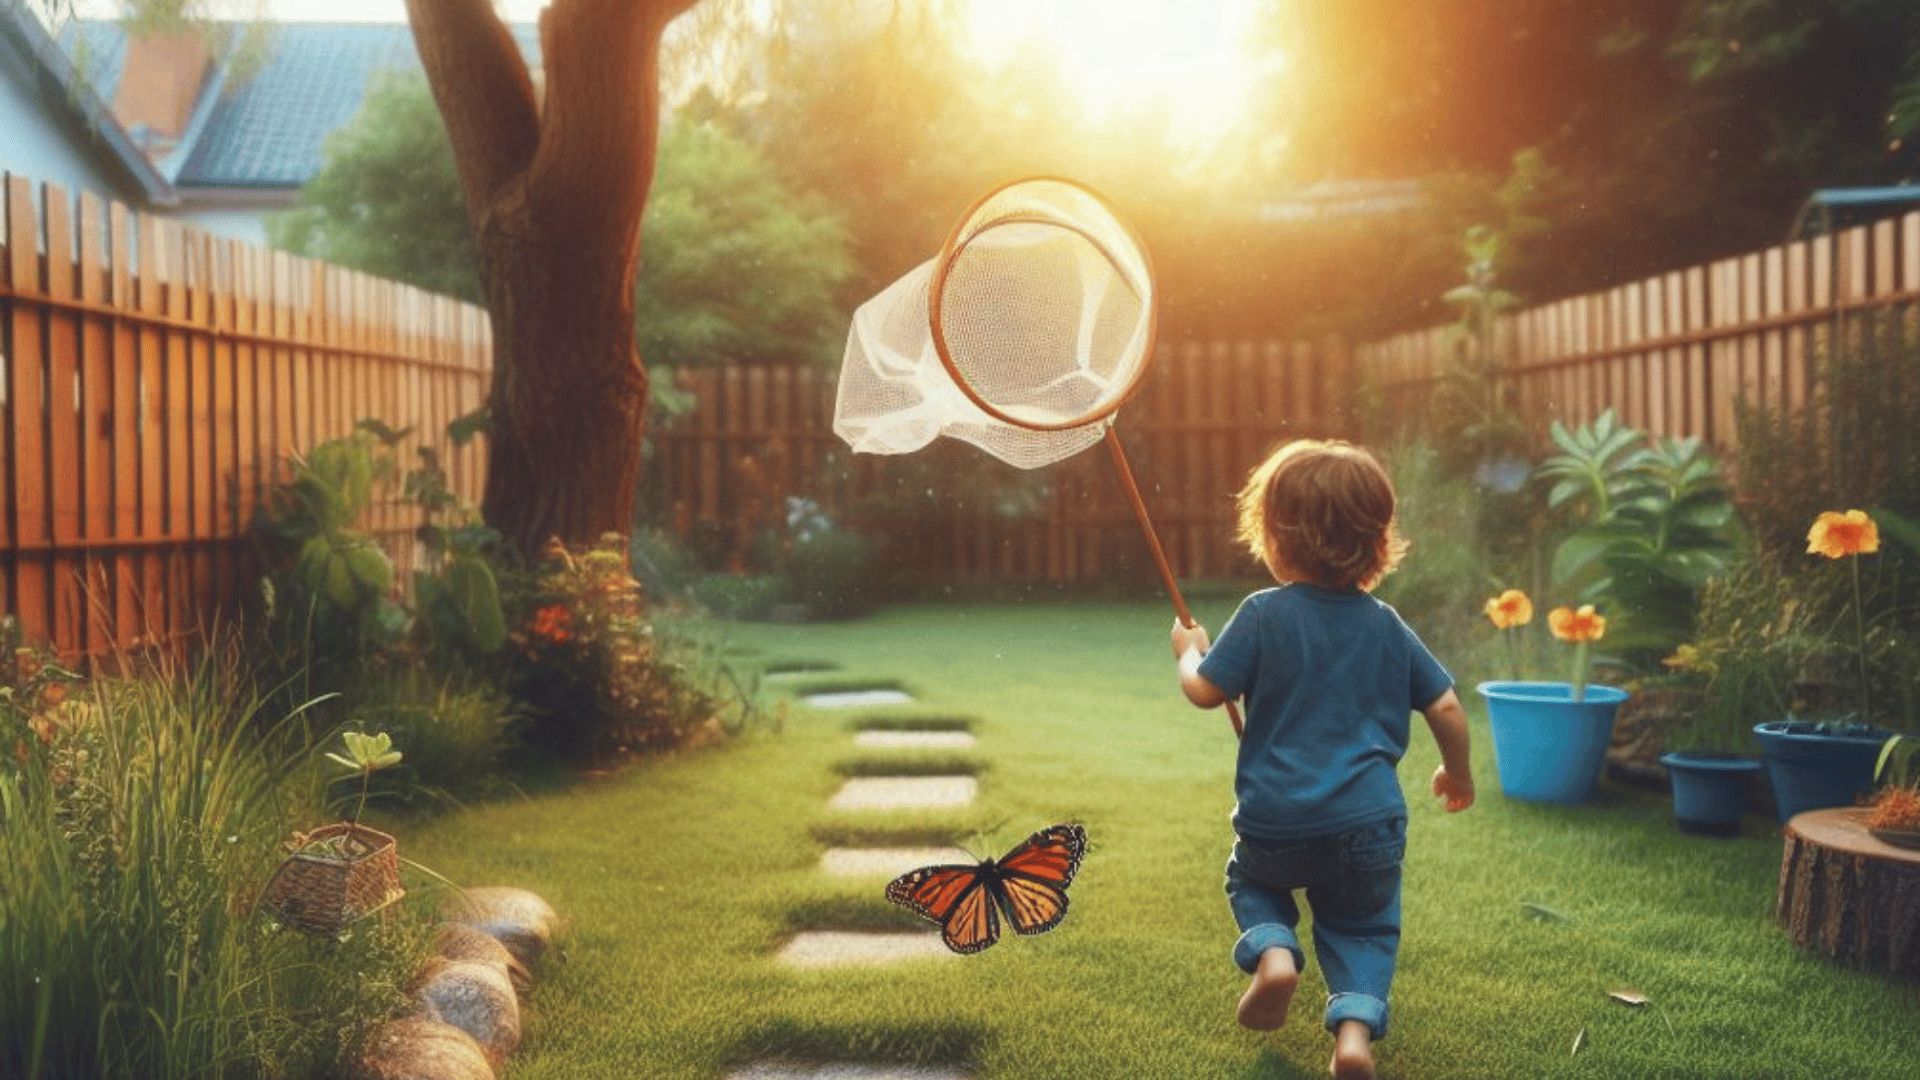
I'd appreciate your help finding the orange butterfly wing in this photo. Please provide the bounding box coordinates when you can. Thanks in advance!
[994,823,1085,937]
[886,864,1001,954]
[884,823,1087,954]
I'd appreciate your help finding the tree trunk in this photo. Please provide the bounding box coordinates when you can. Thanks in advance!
[405,0,702,562]
[1777,807,1920,977]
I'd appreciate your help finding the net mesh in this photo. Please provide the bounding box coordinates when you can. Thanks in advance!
[833,178,1154,470]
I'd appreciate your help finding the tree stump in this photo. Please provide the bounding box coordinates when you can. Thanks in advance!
[1777,807,1920,977]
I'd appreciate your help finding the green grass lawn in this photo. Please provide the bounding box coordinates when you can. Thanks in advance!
[399,600,1918,1079]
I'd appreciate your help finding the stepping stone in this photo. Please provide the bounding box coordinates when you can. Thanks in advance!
[827,776,976,810]
[774,931,953,969]
[727,1062,968,1080]
[852,730,975,749]
[819,847,973,877]
[805,689,914,709]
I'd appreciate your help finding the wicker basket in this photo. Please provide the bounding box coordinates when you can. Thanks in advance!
[262,822,404,937]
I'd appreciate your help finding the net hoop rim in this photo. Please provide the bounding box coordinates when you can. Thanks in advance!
[927,175,1159,433]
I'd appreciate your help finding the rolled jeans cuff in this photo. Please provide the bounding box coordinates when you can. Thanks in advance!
[1326,991,1389,1041]
[1233,923,1304,976]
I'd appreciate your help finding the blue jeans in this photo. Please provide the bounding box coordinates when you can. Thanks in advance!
[1223,816,1406,1040]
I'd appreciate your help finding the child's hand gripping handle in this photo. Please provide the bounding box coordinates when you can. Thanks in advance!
[1171,616,1246,739]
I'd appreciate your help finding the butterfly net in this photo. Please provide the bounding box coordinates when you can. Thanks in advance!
[833,177,1155,470]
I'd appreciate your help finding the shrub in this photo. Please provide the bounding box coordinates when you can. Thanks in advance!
[344,674,521,809]
[0,631,430,1080]
[1695,317,1920,735]
[508,535,727,762]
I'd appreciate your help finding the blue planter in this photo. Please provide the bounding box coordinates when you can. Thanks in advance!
[1478,681,1630,803]
[1660,751,1762,837]
[1753,720,1894,823]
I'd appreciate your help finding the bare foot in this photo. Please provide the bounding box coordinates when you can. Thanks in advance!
[1329,1019,1375,1080]
[1236,948,1298,1031]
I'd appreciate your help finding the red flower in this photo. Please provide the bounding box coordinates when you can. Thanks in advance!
[531,604,574,644]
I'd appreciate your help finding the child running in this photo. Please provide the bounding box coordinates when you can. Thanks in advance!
[1169,439,1475,1080]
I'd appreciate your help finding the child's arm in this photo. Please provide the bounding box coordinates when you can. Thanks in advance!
[1171,619,1229,709]
[1422,688,1475,812]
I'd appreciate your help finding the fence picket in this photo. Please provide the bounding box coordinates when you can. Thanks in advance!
[0,172,489,661]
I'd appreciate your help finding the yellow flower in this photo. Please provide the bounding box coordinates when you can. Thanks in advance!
[1806,510,1879,559]
[1484,589,1533,630]
[1548,604,1607,643]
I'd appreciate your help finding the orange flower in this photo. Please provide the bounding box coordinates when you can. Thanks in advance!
[1807,510,1879,559]
[1484,589,1533,630]
[531,604,574,644]
[1548,604,1607,643]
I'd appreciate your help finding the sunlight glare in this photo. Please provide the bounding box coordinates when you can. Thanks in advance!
[966,0,1277,144]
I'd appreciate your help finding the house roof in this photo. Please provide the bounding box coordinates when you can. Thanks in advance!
[62,19,540,191]
[1,5,175,206]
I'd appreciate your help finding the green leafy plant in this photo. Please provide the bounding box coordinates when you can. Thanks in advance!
[1,637,426,1080]
[1532,409,1741,662]
[510,534,727,762]
[325,729,403,830]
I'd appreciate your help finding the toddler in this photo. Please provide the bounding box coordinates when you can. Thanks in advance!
[1170,439,1474,1080]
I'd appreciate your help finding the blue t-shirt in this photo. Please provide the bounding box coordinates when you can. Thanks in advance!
[1197,584,1453,842]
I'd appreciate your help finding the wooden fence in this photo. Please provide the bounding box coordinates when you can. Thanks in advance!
[1,173,491,661]
[1358,213,1920,449]
[650,339,1354,587]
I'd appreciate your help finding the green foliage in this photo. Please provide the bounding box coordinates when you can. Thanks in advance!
[335,675,519,810]
[1717,316,1920,733]
[273,76,858,371]
[1532,409,1742,661]
[0,637,429,1080]
[269,74,481,303]
[1878,732,1920,789]
[254,417,510,697]
[254,425,408,685]
[635,118,858,368]
[508,535,729,762]
[1372,441,1503,645]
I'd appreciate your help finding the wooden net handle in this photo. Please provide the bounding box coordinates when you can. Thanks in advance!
[1105,427,1245,739]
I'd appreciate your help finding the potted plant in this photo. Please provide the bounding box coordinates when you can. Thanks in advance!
[1478,595,1629,803]
[1865,734,1920,849]
[262,730,407,937]
[1753,511,1899,823]
[1643,643,1764,837]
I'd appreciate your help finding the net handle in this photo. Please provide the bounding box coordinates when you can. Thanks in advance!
[1104,427,1246,739]
[927,175,1159,433]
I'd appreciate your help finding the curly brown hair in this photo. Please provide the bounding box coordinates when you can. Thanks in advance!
[1234,440,1407,591]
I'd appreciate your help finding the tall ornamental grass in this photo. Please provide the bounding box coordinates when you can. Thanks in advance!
[1,637,427,1080]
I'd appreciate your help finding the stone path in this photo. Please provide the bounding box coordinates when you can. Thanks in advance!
[804,688,914,709]
[752,672,980,1076]
[852,730,975,749]
[819,846,972,877]
[827,776,976,811]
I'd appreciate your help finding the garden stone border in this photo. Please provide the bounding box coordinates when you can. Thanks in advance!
[350,886,560,1080]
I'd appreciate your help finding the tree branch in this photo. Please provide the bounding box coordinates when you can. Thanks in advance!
[403,0,541,212]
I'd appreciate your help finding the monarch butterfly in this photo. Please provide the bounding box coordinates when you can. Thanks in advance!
[884,823,1087,955]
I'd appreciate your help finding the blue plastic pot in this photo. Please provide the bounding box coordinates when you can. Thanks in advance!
[1753,720,1894,824]
[1478,681,1630,803]
[1660,751,1762,837]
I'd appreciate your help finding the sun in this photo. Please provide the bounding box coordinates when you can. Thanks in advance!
[964,0,1276,144]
